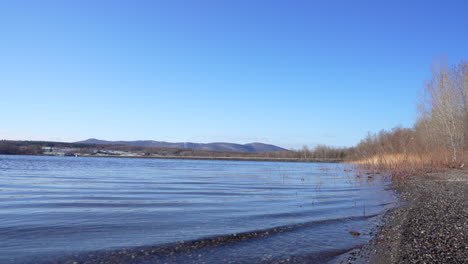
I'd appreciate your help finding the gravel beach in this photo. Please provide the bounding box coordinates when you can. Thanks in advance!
[350,169,468,264]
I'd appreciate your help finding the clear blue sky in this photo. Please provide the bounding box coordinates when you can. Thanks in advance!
[1,0,467,149]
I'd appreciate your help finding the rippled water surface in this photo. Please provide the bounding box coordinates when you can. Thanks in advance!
[0,155,395,263]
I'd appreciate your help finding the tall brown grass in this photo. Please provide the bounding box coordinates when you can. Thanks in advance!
[352,151,466,178]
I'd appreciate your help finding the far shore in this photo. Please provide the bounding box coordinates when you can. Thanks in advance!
[48,154,345,163]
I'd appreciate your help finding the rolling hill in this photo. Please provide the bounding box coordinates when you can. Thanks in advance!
[76,139,287,153]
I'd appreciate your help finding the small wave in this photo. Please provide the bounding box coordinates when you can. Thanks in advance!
[42,214,377,264]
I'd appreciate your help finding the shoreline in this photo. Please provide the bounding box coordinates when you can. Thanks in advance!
[347,169,467,263]
[7,154,344,163]
[83,155,344,163]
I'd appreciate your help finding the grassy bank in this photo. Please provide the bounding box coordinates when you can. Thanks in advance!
[350,151,466,178]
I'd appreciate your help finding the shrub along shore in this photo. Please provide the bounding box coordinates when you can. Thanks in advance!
[351,61,467,176]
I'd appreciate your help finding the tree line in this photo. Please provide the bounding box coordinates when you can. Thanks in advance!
[352,60,468,170]
[0,141,43,155]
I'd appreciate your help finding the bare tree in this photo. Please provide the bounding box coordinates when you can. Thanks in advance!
[420,62,466,163]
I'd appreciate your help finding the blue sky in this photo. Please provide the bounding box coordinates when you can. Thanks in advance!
[0,0,467,149]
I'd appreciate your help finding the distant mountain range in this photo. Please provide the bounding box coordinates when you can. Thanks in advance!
[76,139,287,153]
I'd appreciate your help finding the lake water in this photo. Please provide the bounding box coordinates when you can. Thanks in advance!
[0,155,395,263]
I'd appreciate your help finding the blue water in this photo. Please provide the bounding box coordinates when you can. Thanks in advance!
[0,155,395,263]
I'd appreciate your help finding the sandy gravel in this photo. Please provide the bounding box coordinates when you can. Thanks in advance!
[349,169,468,264]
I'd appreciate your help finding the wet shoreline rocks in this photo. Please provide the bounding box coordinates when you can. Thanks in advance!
[350,169,468,264]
